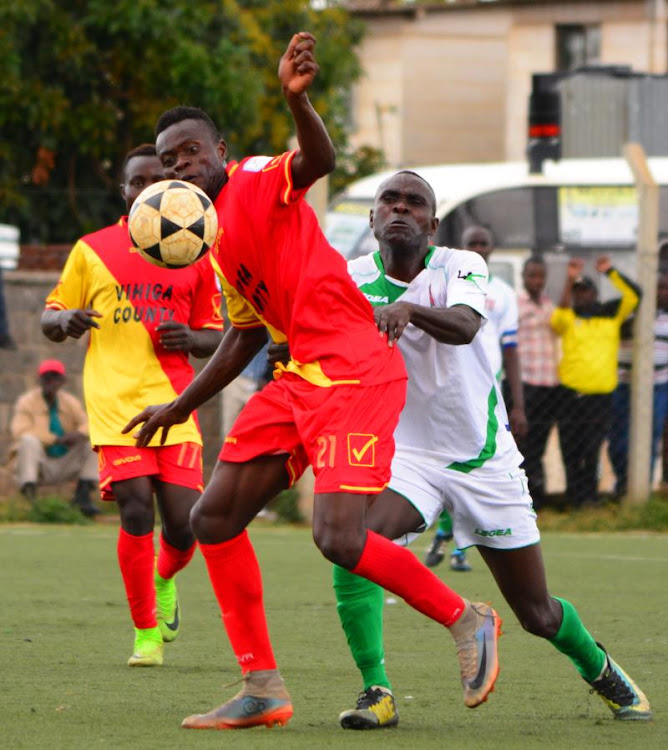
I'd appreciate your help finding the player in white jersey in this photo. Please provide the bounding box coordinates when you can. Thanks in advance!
[333,171,651,729]
[424,226,527,571]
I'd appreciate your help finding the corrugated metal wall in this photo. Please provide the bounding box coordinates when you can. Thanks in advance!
[561,74,668,157]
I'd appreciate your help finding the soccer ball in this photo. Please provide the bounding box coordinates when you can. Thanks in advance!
[128,179,218,268]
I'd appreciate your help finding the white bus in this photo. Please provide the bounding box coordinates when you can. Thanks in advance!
[325,158,668,299]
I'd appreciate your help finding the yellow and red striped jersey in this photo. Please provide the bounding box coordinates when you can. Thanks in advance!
[45,218,223,447]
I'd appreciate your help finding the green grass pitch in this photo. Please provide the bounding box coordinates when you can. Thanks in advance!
[1,523,666,750]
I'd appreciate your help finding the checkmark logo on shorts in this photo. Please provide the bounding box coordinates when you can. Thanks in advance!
[347,433,378,467]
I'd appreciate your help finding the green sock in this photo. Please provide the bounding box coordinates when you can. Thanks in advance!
[332,564,391,690]
[548,597,606,682]
[437,511,453,536]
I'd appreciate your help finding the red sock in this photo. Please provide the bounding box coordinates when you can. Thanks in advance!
[351,530,466,627]
[117,528,157,629]
[156,532,196,580]
[199,531,276,672]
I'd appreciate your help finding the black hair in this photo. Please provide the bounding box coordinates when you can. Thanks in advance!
[121,144,157,182]
[123,143,156,169]
[377,170,437,214]
[155,106,220,142]
[523,254,545,271]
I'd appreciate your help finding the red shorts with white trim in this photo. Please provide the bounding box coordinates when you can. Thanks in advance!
[97,443,204,501]
[220,373,406,494]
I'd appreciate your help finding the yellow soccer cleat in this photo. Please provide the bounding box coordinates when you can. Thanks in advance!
[587,644,653,721]
[339,686,398,730]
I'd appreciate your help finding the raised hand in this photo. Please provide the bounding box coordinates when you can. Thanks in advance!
[566,258,585,280]
[595,255,612,274]
[278,32,319,96]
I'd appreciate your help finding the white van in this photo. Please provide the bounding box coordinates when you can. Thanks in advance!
[325,158,668,299]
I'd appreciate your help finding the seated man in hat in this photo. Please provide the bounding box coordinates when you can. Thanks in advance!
[9,359,99,516]
[551,256,640,508]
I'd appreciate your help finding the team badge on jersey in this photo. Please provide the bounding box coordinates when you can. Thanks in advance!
[347,433,378,467]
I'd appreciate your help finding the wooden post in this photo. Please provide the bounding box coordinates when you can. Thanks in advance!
[623,143,659,505]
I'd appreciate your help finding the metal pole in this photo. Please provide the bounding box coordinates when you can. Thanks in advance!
[623,142,659,504]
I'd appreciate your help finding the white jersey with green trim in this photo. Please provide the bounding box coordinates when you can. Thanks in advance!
[348,247,524,470]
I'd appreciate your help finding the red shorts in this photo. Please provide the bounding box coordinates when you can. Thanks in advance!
[98,443,204,501]
[220,374,406,494]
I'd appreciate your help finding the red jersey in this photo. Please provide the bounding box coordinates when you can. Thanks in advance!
[209,152,405,387]
[45,218,223,446]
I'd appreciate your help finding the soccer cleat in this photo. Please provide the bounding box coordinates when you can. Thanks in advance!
[587,644,652,721]
[450,549,472,572]
[449,601,501,708]
[182,669,293,729]
[128,627,163,667]
[424,530,452,568]
[339,686,399,730]
[155,569,180,643]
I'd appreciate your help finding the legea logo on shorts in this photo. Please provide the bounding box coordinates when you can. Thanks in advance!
[347,433,378,467]
[112,454,142,466]
[475,527,513,537]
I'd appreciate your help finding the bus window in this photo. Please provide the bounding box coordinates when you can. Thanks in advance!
[435,187,543,250]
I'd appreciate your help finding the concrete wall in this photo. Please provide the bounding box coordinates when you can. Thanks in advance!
[0,271,222,497]
[350,0,668,167]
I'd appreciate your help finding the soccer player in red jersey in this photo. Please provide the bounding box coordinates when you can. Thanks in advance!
[124,33,500,729]
[41,145,224,667]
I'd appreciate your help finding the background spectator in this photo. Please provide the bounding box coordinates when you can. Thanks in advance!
[9,359,99,516]
[551,256,640,508]
[517,255,561,509]
[608,271,668,498]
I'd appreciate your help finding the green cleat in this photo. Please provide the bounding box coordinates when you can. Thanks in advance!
[128,626,163,667]
[587,644,653,721]
[155,569,180,643]
[339,686,398,729]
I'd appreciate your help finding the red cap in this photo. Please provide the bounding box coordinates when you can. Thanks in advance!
[38,359,66,377]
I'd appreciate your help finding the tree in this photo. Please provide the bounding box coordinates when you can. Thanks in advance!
[0,0,369,243]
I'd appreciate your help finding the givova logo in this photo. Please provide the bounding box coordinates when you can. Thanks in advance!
[475,527,512,537]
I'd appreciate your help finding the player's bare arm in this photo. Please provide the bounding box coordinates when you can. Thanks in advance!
[123,325,267,447]
[279,31,335,190]
[156,321,222,358]
[559,257,584,308]
[41,308,102,341]
[375,301,481,346]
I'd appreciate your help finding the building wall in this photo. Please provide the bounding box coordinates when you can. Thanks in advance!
[0,271,222,498]
[350,1,667,167]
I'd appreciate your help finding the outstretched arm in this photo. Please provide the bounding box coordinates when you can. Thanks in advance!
[279,31,335,190]
[123,325,268,446]
[374,302,482,346]
[558,257,584,309]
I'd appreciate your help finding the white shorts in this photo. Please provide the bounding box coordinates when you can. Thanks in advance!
[389,447,540,550]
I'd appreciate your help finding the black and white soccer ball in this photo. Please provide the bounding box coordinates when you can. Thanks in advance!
[128,179,218,269]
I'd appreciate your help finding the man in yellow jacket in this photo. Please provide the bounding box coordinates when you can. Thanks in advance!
[551,255,640,507]
[10,359,99,516]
